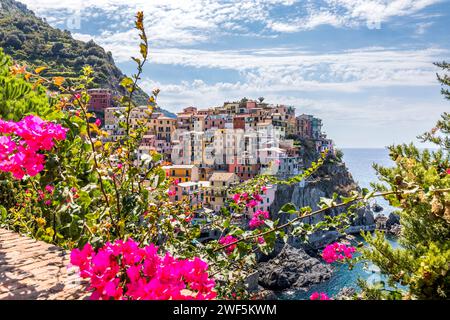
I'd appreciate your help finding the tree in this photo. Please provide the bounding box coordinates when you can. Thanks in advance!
[0,49,54,121]
[4,34,22,49]
[239,97,248,108]
[435,61,450,100]
[51,42,64,55]
[359,62,450,300]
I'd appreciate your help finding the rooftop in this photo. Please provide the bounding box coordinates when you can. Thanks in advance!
[162,165,197,170]
[209,172,238,182]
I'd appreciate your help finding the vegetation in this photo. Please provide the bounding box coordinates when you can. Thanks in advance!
[0,7,448,300]
[358,62,450,300]
[0,0,173,117]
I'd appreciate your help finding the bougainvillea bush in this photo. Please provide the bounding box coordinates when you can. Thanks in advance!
[0,12,449,300]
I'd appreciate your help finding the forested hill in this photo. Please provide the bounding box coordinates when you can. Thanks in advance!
[0,0,175,117]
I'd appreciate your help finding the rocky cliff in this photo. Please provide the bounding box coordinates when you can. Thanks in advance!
[270,154,375,249]
[255,153,375,295]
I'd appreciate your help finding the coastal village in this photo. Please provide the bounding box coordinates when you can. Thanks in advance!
[88,89,335,223]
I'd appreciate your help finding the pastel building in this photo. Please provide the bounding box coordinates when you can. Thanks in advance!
[168,181,210,209]
[209,172,239,212]
[162,165,200,182]
[87,89,114,113]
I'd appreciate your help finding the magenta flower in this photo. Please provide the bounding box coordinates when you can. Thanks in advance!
[253,193,263,203]
[310,292,330,300]
[246,199,259,208]
[446,168,450,175]
[167,189,176,197]
[0,116,67,179]
[70,239,216,300]
[249,210,270,229]
[233,193,241,203]
[257,236,265,244]
[322,243,356,264]
[95,119,101,127]
[117,163,123,169]
[45,185,55,194]
[218,235,237,255]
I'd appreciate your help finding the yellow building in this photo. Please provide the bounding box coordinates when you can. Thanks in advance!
[162,165,200,182]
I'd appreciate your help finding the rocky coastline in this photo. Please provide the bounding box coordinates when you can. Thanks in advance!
[255,154,376,296]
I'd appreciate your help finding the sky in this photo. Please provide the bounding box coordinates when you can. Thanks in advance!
[17,0,450,148]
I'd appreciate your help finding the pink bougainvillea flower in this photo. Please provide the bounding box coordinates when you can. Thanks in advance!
[70,240,216,300]
[310,292,330,300]
[249,210,270,229]
[117,163,123,169]
[257,237,265,244]
[167,189,176,197]
[45,185,55,194]
[218,235,237,255]
[246,199,259,208]
[446,168,450,175]
[322,243,356,264]
[94,119,101,127]
[0,116,67,180]
[233,193,241,203]
[260,186,268,193]
[173,179,180,186]
[253,193,263,203]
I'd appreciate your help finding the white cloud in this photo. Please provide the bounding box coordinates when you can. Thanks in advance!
[18,0,443,45]
[16,0,447,147]
[129,47,446,93]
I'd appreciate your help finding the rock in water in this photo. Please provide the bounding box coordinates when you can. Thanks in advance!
[372,203,384,213]
[257,244,332,291]
[386,212,400,228]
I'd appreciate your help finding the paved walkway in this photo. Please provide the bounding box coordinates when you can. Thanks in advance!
[0,228,88,300]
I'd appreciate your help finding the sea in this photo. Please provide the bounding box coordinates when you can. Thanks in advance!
[278,148,400,300]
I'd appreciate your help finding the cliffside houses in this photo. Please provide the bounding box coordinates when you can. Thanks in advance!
[101,98,334,216]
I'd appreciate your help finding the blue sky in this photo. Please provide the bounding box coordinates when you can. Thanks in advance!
[18,0,450,147]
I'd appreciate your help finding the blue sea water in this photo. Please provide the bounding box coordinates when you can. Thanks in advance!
[341,148,396,214]
[278,148,400,300]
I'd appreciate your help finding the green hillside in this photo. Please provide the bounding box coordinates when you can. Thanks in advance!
[0,0,175,117]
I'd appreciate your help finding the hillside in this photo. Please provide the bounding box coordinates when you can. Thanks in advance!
[0,0,175,117]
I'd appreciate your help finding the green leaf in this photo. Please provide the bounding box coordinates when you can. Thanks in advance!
[120,77,133,89]
[280,203,298,214]
[0,205,7,221]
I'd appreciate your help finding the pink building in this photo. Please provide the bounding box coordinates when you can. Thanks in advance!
[87,89,113,113]
[228,157,260,181]
[246,101,257,109]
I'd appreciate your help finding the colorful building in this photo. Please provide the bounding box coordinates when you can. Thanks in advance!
[162,165,200,182]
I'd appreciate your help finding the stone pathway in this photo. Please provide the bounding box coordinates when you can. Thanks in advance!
[0,228,88,300]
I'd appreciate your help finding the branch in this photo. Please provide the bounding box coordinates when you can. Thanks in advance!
[213,188,450,252]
